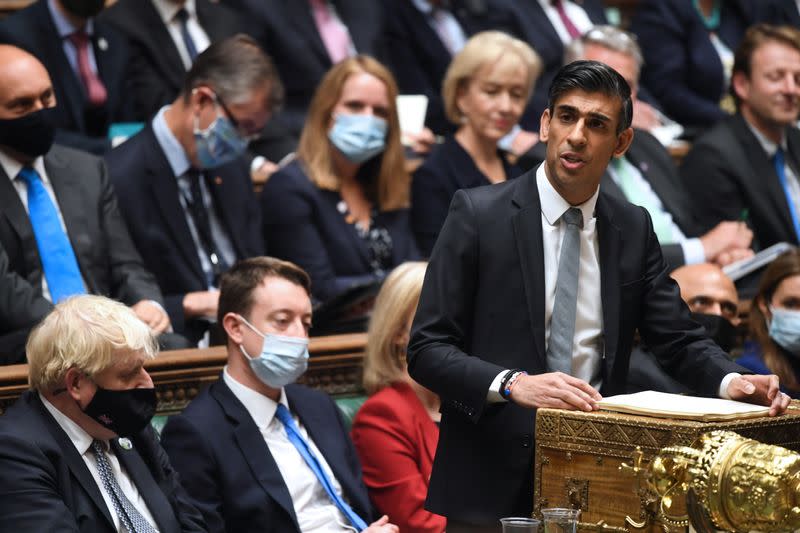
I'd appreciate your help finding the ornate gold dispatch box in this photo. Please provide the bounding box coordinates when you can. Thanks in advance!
[533,406,800,532]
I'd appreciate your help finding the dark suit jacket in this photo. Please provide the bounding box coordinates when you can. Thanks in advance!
[0,390,206,532]
[407,167,746,523]
[227,0,385,136]
[380,0,499,135]
[681,114,800,250]
[99,0,246,121]
[261,160,420,303]
[0,0,134,154]
[106,125,263,340]
[630,0,757,129]
[0,243,53,364]
[496,0,607,130]
[601,129,701,269]
[411,135,522,256]
[160,379,373,533]
[0,144,163,307]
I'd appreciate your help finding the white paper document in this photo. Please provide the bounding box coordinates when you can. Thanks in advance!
[597,390,770,421]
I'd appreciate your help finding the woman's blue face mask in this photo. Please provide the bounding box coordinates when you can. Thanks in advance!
[328,113,388,164]
[769,307,800,355]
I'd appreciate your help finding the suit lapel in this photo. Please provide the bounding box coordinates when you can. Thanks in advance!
[596,194,620,374]
[143,129,207,285]
[0,165,35,249]
[112,439,177,533]
[30,393,117,530]
[286,1,331,66]
[136,2,185,89]
[44,150,98,293]
[510,168,547,368]
[205,168,247,258]
[212,381,300,530]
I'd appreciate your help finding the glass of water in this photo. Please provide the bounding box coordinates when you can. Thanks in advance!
[499,517,541,532]
[541,507,580,533]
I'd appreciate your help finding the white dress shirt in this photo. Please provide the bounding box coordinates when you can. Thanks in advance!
[222,368,354,533]
[40,394,159,533]
[537,0,595,44]
[0,150,87,301]
[151,0,211,70]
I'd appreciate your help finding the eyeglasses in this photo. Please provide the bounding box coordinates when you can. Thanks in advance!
[214,92,262,142]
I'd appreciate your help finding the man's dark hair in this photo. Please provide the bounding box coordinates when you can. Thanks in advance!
[548,60,632,134]
[183,34,284,110]
[731,24,800,108]
[217,257,311,326]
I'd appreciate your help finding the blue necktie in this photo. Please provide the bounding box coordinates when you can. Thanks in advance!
[274,404,368,531]
[175,8,198,62]
[17,167,86,303]
[91,440,158,533]
[774,148,800,241]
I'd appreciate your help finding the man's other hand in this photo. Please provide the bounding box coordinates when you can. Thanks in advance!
[363,515,399,532]
[509,372,602,411]
[727,374,791,416]
[131,300,171,334]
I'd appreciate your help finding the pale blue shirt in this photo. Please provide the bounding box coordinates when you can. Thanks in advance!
[151,106,237,288]
[48,0,100,77]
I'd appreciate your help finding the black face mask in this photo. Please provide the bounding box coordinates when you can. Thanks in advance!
[691,312,738,354]
[60,0,106,18]
[0,108,56,158]
[83,386,157,437]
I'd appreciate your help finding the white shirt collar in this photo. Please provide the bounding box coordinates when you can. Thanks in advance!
[535,163,598,227]
[744,117,787,157]
[223,366,290,430]
[40,392,95,456]
[0,150,49,188]
[48,0,95,38]
[410,0,435,14]
[150,0,197,24]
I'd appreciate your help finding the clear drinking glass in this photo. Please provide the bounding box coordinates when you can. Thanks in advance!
[541,507,580,533]
[499,517,542,532]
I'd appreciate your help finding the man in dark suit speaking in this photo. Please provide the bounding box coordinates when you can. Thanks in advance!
[0,295,206,532]
[407,60,790,530]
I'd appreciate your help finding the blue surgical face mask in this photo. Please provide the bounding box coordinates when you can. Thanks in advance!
[237,315,310,388]
[193,102,249,169]
[768,307,800,355]
[328,113,387,164]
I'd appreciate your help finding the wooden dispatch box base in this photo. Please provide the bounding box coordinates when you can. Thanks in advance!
[534,405,800,532]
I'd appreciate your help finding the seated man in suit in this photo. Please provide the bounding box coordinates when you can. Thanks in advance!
[0,295,206,532]
[628,263,742,394]
[99,0,247,122]
[0,0,134,155]
[0,44,183,364]
[161,256,398,533]
[106,35,272,345]
[565,25,754,269]
[408,60,789,529]
[682,24,800,252]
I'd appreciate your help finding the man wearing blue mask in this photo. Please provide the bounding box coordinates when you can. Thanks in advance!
[161,256,399,533]
[106,34,278,345]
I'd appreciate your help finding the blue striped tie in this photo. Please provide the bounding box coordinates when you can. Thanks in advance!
[17,167,86,302]
[274,404,368,531]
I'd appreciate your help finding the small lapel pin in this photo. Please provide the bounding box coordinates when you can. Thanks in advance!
[214,176,223,185]
[97,37,108,52]
[118,437,133,450]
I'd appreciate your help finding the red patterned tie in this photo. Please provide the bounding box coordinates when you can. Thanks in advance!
[552,0,582,40]
[68,29,107,107]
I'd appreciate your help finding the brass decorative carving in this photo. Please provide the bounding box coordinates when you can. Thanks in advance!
[565,477,589,511]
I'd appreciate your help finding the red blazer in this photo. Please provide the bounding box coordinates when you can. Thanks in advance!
[351,381,445,533]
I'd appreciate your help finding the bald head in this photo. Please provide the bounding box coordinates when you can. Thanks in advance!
[671,264,740,325]
[0,45,54,118]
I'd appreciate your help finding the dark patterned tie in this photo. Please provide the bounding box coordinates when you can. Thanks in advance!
[91,440,158,533]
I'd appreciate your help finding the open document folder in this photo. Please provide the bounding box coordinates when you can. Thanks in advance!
[597,390,771,422]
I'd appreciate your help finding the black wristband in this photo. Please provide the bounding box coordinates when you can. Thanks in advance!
[498,369,521,396]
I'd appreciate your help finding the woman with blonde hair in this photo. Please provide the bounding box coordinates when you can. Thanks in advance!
[739,249,800,398]
[261,56,419,303]
[411,31,542,255]
[351,261,445,533]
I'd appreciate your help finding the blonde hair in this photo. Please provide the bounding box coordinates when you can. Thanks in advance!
[363,262,427,394]
[27,295,158,392]
[442,31,543,124]
[296,55,410,211]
